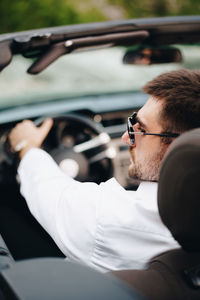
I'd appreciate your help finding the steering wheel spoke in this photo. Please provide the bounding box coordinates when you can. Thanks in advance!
[73,132,110,153]
[88,147,116,164]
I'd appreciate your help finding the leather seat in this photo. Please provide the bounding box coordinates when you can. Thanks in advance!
[111,128,200,300]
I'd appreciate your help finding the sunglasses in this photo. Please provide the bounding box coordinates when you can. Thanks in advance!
[127,112,180,145]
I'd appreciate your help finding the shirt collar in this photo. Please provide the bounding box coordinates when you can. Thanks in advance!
[136,181,158,203]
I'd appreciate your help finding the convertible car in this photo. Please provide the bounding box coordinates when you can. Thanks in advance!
[0,15,200,299]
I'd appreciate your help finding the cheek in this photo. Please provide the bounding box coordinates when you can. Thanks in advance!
[135,136,159,159]
[134,135,146,154]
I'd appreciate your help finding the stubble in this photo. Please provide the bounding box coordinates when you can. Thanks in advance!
[128,146,166,182]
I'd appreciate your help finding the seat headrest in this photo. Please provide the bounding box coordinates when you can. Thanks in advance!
[158,128,200,252]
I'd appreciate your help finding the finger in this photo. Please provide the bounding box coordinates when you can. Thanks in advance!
[39,118,53,139]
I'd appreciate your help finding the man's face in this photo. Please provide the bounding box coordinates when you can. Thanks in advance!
[122,97,169,181]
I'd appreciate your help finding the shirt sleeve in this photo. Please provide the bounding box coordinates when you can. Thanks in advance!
[18,148,101,264]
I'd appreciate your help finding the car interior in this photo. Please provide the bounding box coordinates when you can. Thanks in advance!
[0,16,200,299]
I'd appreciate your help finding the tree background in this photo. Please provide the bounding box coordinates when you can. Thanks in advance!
[0,0,199,34]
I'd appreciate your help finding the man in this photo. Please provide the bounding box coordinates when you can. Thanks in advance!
[9,69,200,272]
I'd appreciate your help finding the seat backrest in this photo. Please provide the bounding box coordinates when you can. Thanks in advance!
[158,128,200,251]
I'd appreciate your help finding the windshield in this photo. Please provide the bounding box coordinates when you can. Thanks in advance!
[0,45,200,109]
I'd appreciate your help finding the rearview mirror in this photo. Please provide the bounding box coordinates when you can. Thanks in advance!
[123,47,182,65]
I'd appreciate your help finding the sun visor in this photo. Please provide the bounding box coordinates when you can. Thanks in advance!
[27,30,149,74]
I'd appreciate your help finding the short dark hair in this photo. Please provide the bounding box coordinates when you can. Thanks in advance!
[142,69,200,134]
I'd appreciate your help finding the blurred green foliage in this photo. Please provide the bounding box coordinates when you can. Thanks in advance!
[108,0,169,17]
[0,0,106,33]
[108,0,200,18]
[0,0,199,34]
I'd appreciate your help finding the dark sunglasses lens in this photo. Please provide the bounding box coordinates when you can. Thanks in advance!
[130,112,137,126]
[127,122,135,144]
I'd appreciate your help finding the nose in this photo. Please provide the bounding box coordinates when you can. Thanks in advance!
[121,131,134,146]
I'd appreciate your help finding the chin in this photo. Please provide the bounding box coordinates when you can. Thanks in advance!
[128,164,139,180]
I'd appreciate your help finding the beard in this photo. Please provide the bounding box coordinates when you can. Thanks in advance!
[128,146,166,182]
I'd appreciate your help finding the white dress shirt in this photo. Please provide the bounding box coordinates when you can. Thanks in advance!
[18,148,179,273]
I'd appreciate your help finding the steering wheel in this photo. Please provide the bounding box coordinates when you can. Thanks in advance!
[31,113,115,183]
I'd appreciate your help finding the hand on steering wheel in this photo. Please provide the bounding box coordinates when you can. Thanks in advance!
[8,119,53,160]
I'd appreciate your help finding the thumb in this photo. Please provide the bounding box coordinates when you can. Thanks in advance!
[38,118,53,140]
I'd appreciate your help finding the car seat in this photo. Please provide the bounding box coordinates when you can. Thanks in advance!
[111,128,200,300]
